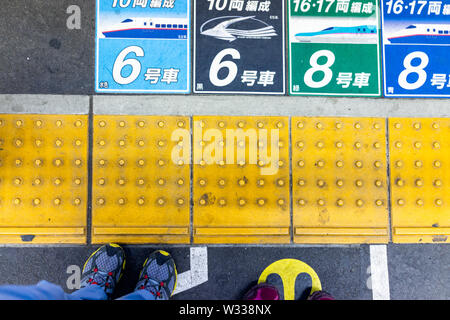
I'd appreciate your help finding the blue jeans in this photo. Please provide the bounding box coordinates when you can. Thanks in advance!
[0,281,156,300]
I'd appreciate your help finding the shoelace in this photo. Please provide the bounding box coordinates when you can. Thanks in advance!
[84,268,114,289]
[138,276,167,299]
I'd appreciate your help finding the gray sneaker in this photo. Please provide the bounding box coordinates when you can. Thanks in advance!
[135,250,177,300]
[79,244,126,298]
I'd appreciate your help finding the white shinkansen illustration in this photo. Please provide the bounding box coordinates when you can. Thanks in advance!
[387,24,450,44]
[102,17,188,39]
[200,16,277,42]
[295,25,378,44]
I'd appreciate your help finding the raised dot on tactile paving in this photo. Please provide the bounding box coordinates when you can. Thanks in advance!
[356,199,364,207]
[415,179,423,187]
[336,179,344,187]
[73,198,81,206]
[433,179,442,187]
[218,198,227,206]
[375,199,384,207]
[316,160,325,168]
[336,199,344,207]
[298,199,306,206]
[355,180,363,187]
[317,179,325,187]
[55,139,63,147]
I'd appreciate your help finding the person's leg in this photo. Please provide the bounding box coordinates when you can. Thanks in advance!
[118,250,177,300]
[0,280,68,300]
[69,243,126,300]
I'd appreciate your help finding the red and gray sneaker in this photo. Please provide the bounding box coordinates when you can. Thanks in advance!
[135,250,177,300]
[79,244,126,298]
[243,283,280,300]
[308,290,335,300]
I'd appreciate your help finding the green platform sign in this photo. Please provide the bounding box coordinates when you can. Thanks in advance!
[288,0,382,96]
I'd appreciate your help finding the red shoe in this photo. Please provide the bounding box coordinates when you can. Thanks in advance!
[243,283,280,300]
[308,290,335,300]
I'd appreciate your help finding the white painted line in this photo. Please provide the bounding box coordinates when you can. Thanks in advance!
[370,245,390,300]
[173,247,208,295]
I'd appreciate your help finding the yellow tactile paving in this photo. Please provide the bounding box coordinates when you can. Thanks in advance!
[192,116,290,243]
[390,118,450,243]
[92,116,190,244]
[292,117,389,244]
[0,115,88,243]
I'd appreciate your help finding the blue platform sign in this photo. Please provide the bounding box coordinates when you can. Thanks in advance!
[96,0,190,93]
[193,0,285,94]
[381,0,450,97]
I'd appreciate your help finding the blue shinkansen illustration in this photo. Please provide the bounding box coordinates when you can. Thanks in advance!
[387,24,450,45]
[295,25,378,44]
[101,17,188,39]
